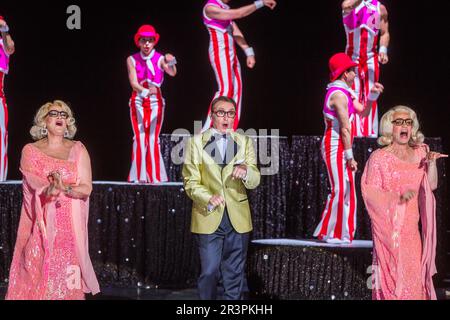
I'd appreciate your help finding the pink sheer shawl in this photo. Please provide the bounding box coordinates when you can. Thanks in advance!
[361,149,437,300]
[6,142,100,298]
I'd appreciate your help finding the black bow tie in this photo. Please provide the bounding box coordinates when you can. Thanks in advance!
[213,133,228,141]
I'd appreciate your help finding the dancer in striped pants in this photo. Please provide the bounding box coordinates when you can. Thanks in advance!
[0,16,15,181]
[201,0,277,132]
[342,0,390,137]
[126,25,177,183]
[314,53,383,244]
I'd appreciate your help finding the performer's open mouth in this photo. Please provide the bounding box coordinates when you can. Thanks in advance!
[56,120,64,127]
[400,130,408,138]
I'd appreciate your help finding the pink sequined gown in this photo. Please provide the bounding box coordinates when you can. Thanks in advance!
[6,141,100,300]
[361,146,437,300]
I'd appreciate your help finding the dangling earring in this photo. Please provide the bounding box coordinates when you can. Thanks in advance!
[64,130,70,138]
[41,126,48,137]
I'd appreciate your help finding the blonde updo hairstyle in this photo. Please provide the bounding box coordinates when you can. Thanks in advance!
[378,105,425,147]
[30,100,77,141]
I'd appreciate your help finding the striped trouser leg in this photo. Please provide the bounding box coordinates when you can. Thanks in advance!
[314,121,357,242]
[353,57,380,138]
[202,29,241,132]
[231,48,242,131]
[147,90,168,183]
[352,65,365,137]
[128,92,168,183]
[128,94,148,182]
[0,95,8,181]
[366,56,380,137]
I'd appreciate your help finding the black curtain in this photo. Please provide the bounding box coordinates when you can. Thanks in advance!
[247,244,373,300]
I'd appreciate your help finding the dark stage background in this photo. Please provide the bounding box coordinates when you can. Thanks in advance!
[1,0,449,181]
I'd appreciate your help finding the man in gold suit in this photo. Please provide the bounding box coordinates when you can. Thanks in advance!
[182,96,261,300]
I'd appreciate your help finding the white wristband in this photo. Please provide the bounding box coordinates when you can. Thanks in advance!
[167,57,177,67]
[244,47,255,57]
[254,0,264,9]
[0,25,9,33]
[368,91,380,102]
[344,149,354,161]
[139,89,150,98]
[379,46,388,55]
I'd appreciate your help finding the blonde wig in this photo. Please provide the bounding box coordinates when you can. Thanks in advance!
[378,105,425,147]
[30,100,77,141]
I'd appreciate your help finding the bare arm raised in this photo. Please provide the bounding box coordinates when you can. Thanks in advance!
[0,18,15,55]
[205,0,276,21]
[160,54,177,77]
[353,83,384,117]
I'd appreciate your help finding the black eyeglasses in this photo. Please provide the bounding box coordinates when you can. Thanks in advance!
[213,110,236,118]
[47,110,69,119]
[391,118,413,127]
[139,37,156,44]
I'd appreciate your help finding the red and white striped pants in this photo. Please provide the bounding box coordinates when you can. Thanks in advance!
[314,118,357,242]
[0,92,8,181]
[202,28,242,132]
[353,56,380,138]
[128,89,167,183]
